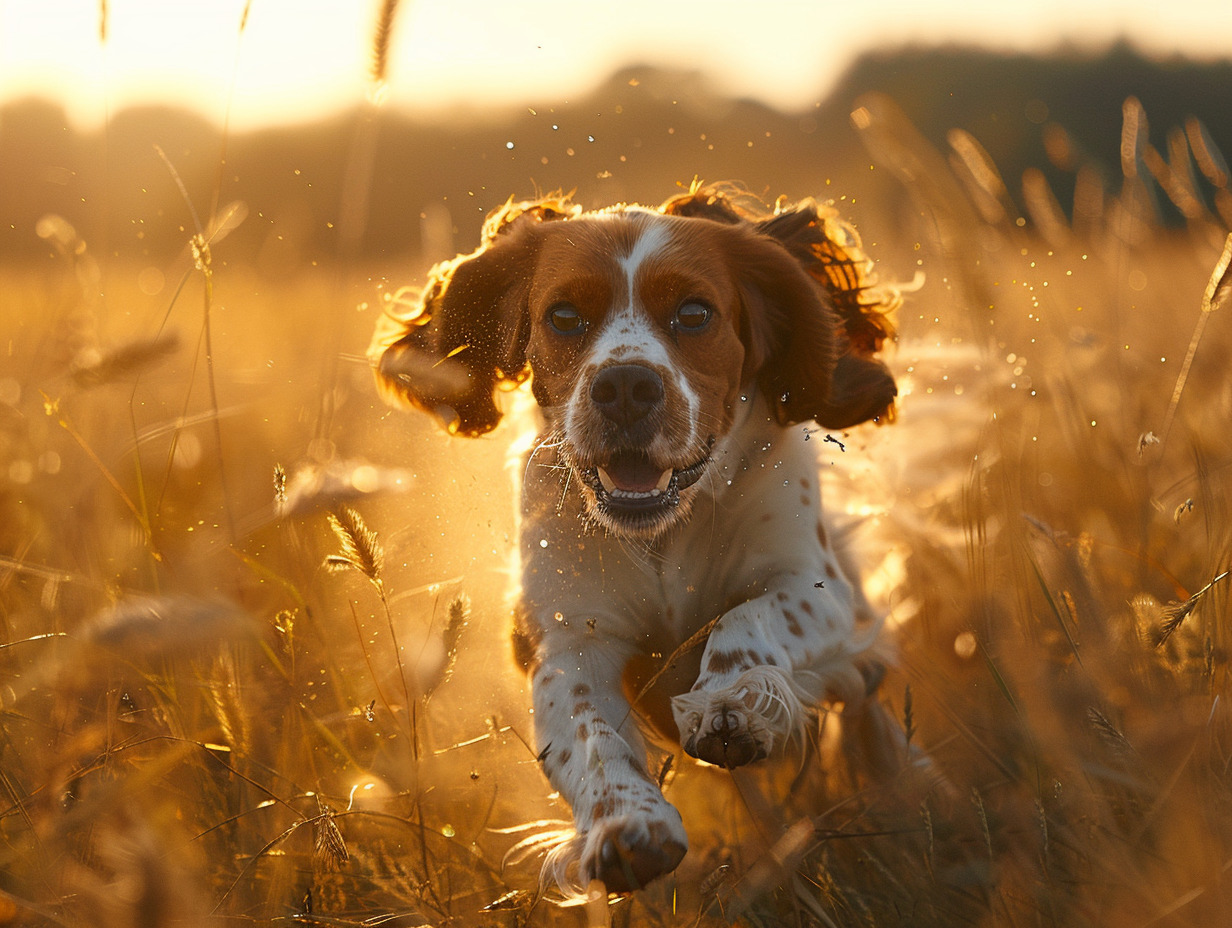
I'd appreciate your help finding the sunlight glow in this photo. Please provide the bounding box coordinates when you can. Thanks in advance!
[0,0,1230,129]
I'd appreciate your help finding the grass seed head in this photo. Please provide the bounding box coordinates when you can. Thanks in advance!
[70,333,180,388]
[325,506,384,584]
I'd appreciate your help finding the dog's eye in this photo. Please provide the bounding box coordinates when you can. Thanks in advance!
[547,303,586,334]
[673,301,712,332]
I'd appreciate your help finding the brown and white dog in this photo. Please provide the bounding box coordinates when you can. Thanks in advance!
[369,183,899,896]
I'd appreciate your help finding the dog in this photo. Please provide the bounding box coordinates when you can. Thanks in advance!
[369,182,899,896]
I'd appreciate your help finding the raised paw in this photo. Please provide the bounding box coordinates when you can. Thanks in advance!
[681,700,766,768]
[580,807,687,893]
[672,665,807,769]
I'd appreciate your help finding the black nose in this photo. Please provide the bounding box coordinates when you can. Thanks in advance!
[589,364,664,427]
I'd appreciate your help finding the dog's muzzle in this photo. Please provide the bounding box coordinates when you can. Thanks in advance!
[580,449,711,516]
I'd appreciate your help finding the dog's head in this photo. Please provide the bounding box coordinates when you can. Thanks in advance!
[370,184,897,538]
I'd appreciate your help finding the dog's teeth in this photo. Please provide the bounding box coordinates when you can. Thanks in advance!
[595,465,674,499]
[596,467,617,493]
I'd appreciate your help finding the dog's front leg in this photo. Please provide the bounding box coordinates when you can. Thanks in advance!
[527,636,687,894]
[671,564,874,769]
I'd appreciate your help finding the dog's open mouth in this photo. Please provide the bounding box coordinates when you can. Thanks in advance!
[581,450,710,514]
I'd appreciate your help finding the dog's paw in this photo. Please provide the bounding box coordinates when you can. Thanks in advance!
[672,665,807,768]
[541,801,687,897]
[579,805,687,893]
[676,698,767,768]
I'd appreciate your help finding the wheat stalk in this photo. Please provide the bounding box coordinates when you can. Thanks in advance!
[71,333,180,387]
[1158,234,1232,450]
[422,594,470,703]
[323,508,424,754]
[1086,707,1138,766]
[324,507,385,585]
[1155,569,1230,646]
[971,789,993,861]
[902,683,915,748]
[631,613,722,709]
[371,0,402,89]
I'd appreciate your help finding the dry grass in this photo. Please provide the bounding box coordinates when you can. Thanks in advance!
[3,46,1232,928]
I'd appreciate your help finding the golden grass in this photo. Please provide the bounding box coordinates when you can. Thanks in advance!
[2,84,1232,928]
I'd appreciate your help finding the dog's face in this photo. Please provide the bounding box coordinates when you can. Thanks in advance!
[522,212,751,535]
[370,189,898,539]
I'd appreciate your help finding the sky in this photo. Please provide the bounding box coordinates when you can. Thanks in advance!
[1,0,1230,130]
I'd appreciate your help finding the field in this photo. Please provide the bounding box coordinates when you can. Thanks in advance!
[3,62,1232,928]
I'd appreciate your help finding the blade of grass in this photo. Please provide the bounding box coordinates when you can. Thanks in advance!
[1159,233,1232,450]
[1024,550,1084,668]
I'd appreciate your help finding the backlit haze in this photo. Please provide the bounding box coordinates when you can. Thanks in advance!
[2,0,1230,130]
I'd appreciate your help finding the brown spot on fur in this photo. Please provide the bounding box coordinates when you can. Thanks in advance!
[784,609,804,637]
[705,648,750,675]
[572,683,591,697]
[760,512,773,522]
[825,562,837,579]
[575,722,589,740]
[557,748,572,768]
[816,521,828,547]
[801,495,811,506]
[800,600,814,616]
[775,591,789,602]
[800,478,810,489]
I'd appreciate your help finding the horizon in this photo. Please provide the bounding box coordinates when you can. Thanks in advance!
[2,37,1229,137]
[2,0,1231,133]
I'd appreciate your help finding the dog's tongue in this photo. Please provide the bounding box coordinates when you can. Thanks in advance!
[597,454,673,494]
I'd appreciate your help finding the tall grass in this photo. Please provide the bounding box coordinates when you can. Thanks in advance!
[2,17,1231,928]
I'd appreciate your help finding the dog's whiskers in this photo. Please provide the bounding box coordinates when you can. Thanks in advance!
[555,461,574,515]
[524,431,569,486]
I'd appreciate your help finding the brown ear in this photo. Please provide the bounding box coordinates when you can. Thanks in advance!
[733,231,841,425]
[750,206,898,429]
[368,196,576,435]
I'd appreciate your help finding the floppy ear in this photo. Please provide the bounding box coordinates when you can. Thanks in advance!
[732,230,841,424]
[748,205,898,429]
[369,197,576,436]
